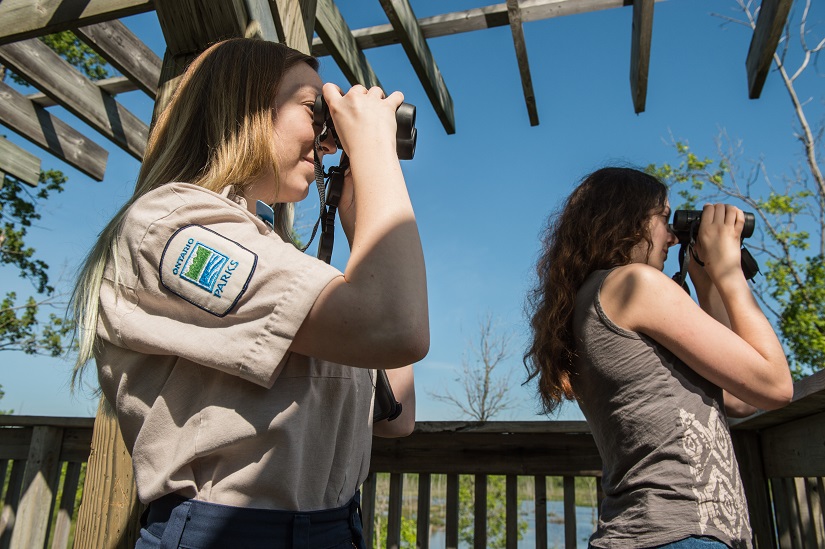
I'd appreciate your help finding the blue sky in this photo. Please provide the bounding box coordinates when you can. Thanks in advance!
[3,0,823,419]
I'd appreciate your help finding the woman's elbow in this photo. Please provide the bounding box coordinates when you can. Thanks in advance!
[762,381,794,410]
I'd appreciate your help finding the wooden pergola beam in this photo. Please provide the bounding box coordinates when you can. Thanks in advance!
[27,76,139,107]
[746,0,793,99]
[314,0,381,88]
[270,0,317,54]
[630,0,654,114]
[378,0,455,134]
[506,0,538,126]
[0,0,153,46]
[0,137,41,187]
[312,0,663,57]
[75,20,162,98]
[0,81,108,181]
[0,39,148,160]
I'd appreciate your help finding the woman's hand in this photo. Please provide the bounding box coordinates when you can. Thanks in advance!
[692,203,746,286]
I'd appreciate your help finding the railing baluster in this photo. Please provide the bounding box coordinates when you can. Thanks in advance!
[794,477,816,549]
[804,477,823,549]
[505,475,517,549]
[534,475,546,549]
[563,476,576,549]
[772,477,792,549]
[10,425,62,549]
[0,460,25,549]
[362,473,376,549]
[387,473,403,549]
[446,474,459,549]
[474,474,486,549]
[416,473,431,549]
[51,461,82,549]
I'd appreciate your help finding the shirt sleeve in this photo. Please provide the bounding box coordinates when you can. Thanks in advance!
[97,184,343,388]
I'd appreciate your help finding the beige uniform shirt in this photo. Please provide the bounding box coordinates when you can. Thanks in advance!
[96,182,375,511]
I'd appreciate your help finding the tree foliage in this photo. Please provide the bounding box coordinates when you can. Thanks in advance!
[647,0,825,378]
[429,314,517,421]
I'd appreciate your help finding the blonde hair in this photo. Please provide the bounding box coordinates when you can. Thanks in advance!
[70,39,318,386]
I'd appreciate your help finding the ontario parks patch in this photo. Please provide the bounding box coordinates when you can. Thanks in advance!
[159,225,257,316]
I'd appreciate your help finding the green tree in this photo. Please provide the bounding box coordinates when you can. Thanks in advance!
[648,0,824,378]
[1,32,109,365]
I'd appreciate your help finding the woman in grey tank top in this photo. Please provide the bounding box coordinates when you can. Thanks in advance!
[524,167,792,549]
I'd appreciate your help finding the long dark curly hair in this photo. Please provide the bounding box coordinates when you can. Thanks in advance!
[524,167,669,414]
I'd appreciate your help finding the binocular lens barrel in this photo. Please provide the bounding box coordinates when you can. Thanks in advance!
[313,95,417,160]
[671,209,755,243]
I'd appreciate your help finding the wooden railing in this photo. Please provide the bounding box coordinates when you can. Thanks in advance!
[1,369,823,548]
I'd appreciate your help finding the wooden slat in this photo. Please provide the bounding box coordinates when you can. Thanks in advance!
[270,0,317,54]
[535,476,547,549]
[746,0,793,99]
[312,0,663,57]
[28,76,140,107]
[154,0,249,57]
[242,0,281,43]
[445,474,459,549]
[506,0,539,126]
[9,426,63,549]
[0,460,25,549]
[0,39,148,160]
[0,137,40,187]
[731,431,775,549]
[315,0,381,88]
[787,477,805,549]
[629,0,654,114]
[378,0,456,134]
[73,401,144,549]
[0,81,108,181]
[762,410,825,478]
[815,478,825,547]
[416,473,431,549]
[474,474,487,548]
[50,461,82,549]
[75,20,162,98]
[563,476,576,549]
[361,473,377,549]
[0,0,153,46]
[772,477,792,549]
[795,477,818,549]
[387,473,403,549]
[505,475,517,549]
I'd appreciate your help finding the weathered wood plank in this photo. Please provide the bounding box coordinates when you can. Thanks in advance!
[563,476,576,549]
[0,81,108,181]
[0,427,33,463]
[75,20,162,98]
[312,0,665,57]
[10,426,63,549]
[535,476,548,549]
[361,474,376,549]
[387,473,402,549]
[506,0,539,126]
[746,0,793,99]
[630,0,654,114]
[315,0,381,88]
[0,417,95,429]
[271,0,317,54]
[446,474,459,549]
[814,478,825,547]
[772,477,792,549]
[28,76,139,107]
[51,461,82,549]
[505,475,517,549]
[795,477,818,549]
[417,473,431,549]
[0,39,148,160]
[242,0,281,43]
[0,0,153,46]
[0,460,25,549]
[154,0,248,57]
[378,0,455,134]
[762,410,825,478]
[474,474,487,548]
[0,138,40,187]
[73,401,143,549]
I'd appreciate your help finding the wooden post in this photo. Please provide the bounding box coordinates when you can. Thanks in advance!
[731,430,776,548]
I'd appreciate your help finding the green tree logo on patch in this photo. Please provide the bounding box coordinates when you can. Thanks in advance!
[180,242,229,292]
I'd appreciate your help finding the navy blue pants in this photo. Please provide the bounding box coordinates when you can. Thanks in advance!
[136,492,365,549]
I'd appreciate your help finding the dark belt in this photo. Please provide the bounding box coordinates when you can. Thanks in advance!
[144,492,365,549]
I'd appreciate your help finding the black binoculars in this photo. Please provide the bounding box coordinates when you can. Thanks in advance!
[671,209,755,244]
[313,95,417,160]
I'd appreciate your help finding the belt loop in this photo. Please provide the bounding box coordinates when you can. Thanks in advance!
[159,501,190,549]
[293,514,310,549]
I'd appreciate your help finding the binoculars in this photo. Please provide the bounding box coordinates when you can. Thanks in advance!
[671,209,755,244]
[313,95,417,160]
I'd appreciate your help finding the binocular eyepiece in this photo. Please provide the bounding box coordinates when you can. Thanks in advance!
[313,95,417,160]
[671,209,755,244]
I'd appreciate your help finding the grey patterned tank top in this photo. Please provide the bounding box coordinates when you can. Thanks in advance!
[571,269,752,549]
